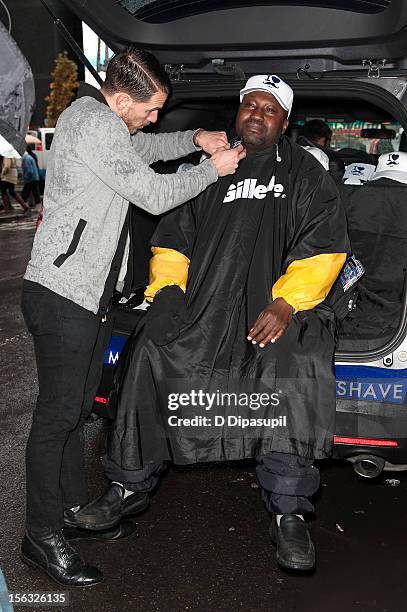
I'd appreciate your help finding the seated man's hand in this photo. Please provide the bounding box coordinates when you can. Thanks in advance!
[211,145,246,177]
[195,130,229,155]
[247,298,294,348]
[144,285,188,346]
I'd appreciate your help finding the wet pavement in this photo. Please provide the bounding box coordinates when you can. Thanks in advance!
[0,202,40,225]
[0,218,406,612]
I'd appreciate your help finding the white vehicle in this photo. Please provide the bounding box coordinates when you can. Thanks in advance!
[27,127,55,179]
[64,0,407,480]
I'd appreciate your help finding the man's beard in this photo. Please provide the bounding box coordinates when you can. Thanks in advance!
[242,132,266,147]
[118,108,138,134]
[241,121,266,148]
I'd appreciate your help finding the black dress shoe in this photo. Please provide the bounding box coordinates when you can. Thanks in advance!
[21,530,103,587]
[64,519,137,542]
[269,514,315,571]
[63,484,149,531]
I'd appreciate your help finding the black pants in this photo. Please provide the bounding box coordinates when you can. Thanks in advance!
[0,181,17,197]
[21,181,41,205]
[256,453,320,514]
[22,281,112,535]
[102,451,320,515]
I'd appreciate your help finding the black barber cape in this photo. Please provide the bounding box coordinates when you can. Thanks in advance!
[107,138,349,471]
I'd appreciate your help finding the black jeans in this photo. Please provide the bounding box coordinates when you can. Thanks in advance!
[21,181,41,205]
[103,451,320,515]
[0,181,17,197]
[22,281,112,535]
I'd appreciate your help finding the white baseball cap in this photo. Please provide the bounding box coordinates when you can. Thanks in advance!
[370,151,407,184]
[301,146,329,171]
[343,163,376,185]
[240,75,294,117]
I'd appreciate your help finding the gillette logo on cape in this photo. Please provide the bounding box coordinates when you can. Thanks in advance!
[223,176,286,203]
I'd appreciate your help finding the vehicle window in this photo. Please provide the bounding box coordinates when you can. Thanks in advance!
[329,121,402,154]
[294,119,402,154]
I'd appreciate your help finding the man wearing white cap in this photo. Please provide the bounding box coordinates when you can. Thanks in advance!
[70,75,349,573]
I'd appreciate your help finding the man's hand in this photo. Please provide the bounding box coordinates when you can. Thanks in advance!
[210,145,246,177]
[144,285,188,346]
[247,298,294,348]
[195,130,229,155]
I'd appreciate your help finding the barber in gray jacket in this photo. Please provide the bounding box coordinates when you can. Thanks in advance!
[20,47,245,588]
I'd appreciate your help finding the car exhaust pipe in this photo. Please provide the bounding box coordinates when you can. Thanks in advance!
[351,455,385,479]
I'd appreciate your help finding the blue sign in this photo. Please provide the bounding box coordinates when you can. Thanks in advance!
[104,340,407,406]
[104,335,127,365]
[335,365,407,405]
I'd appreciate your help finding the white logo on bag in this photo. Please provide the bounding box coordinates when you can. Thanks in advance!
[223,176,285,203]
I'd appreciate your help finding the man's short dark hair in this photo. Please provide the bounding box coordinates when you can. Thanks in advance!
[301,119,332,143]
[102,46,171,102]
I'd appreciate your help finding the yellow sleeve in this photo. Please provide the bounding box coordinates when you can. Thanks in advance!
[144,246,190,302]
[272,253,347,312]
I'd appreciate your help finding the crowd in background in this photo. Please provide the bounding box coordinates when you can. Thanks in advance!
[0,146,42,215]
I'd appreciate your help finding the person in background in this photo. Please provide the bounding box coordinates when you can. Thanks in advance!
[297,119,345,181]
[297,119,332,149]
[28,145,45,196]
[27,143,39,169]
[0,155,29,213]
[22,147,41,207]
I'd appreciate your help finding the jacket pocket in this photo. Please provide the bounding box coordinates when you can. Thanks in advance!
[53,219,87,268]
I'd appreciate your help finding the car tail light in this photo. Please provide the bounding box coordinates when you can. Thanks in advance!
[36,143,43,151]
[334,436,398,447]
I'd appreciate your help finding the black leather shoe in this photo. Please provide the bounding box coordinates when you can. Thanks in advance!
[21,530,103,587]
[63,484,149,531]
[64,519,137,542]
[269,514,315,571]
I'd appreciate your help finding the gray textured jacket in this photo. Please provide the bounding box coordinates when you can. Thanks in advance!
[24,95,218,313]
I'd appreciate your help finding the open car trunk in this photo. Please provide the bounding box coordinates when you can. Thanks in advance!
[63,0,407,72]
[60,0,407,465]
[124,79,407,365]
[62,0,407,367]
